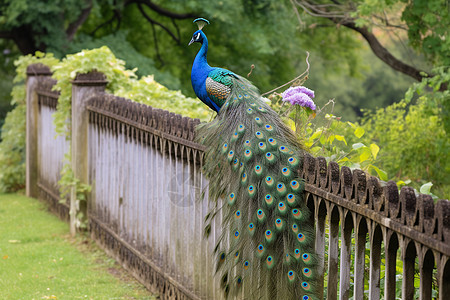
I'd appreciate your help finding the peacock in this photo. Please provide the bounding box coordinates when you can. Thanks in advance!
[189,18,318,300]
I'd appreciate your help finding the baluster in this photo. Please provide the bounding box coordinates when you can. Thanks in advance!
[339,211,353,300]
[315,199,327,300]
[384,231,399,300]
[354,217,368,299]
[327,206,340,300]
[402,240,417,300]
[438,258,450,300]
[369,224,382,299]
[419,249,434,300]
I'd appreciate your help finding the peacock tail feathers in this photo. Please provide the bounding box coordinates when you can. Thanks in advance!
[196,74,319,300]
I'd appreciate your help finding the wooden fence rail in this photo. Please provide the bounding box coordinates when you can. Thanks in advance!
[25,64,449,300]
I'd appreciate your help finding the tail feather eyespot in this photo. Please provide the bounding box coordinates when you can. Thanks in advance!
[265,176,274,188]
[287,270,296,282]
[265,152,276,163]
[303,267,312,277]
[290,180,301,191]
[258,141,267,151]
[287,157,298,167]
[243,260,250,270]
[266,255,274,269]
[257,209,266,221]
[279,145,289,153]
[248,185,256,197]
[241,172,248,185]
[232,158,240,171]
[248,222,255,234]
[231,132,239,141]
[275,218,284,230]
[254,164,263,176]
[281,167,291,177]
[228,193,236,205]
[278,201,287,214]
[257,244,265,256]
[286,193,296,205]
[297,232,306,243]
[244,149,252,160]
[277,182,287,195]
[265,229,273,242]
[227,150,234,161]
[285,253,291,263]
[264,124,273,131]
[302,253,312,263]
[265,194,274,206]
[222,143,228,154]
[268,137,277,147]
[292,208,302,220]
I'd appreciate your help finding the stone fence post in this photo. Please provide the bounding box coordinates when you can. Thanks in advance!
[26,64,52,198]
[70,71,107,235]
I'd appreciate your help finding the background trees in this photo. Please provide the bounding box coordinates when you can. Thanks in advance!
[0,0,448,196]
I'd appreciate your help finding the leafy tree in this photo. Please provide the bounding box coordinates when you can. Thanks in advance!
[292,0,449,87]
[361,68,449,197]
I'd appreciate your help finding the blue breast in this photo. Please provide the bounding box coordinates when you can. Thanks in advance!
[190,31,221,112]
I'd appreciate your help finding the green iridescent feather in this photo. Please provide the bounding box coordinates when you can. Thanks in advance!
[196,74,319,300]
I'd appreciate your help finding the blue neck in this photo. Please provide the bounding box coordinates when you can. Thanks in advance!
[194,34,209,68]
[191,32,214,105]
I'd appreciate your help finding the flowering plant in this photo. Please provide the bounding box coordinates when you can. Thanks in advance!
[281,86,316,110]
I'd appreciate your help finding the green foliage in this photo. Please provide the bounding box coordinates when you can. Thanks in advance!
[0,46,210,196]
[0,52,58,192]
[115,75,212,121]
[51,46,210,139]
[307,50,415,121]
[361,67,450,198]
[0,104,26,191]
[401,0,450,66]
[51,46,136,137]
[67,31,182,89]
[270,92,387,181]
[0,0,87,52]
[351,0,449,66]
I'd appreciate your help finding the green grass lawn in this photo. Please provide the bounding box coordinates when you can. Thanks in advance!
[0,193,157,299]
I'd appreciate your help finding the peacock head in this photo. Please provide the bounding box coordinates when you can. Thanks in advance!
[189,30,206,46]
[188,18,210,46]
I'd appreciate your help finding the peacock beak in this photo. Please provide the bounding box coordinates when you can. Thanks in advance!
[188,38,195,46]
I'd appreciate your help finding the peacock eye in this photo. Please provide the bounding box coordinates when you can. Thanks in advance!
[195,33,201,40]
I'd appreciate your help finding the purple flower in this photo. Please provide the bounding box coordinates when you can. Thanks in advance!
[281,86,316,110]
[281,86,315,99]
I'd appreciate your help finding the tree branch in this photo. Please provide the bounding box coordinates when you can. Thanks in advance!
[66,0,93,41]
[0,30,13,39]
[136,3,180,43]
[90,10,121,36]
[341,21,428,81]
[294,0,430,82]
[126,0,196,19]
